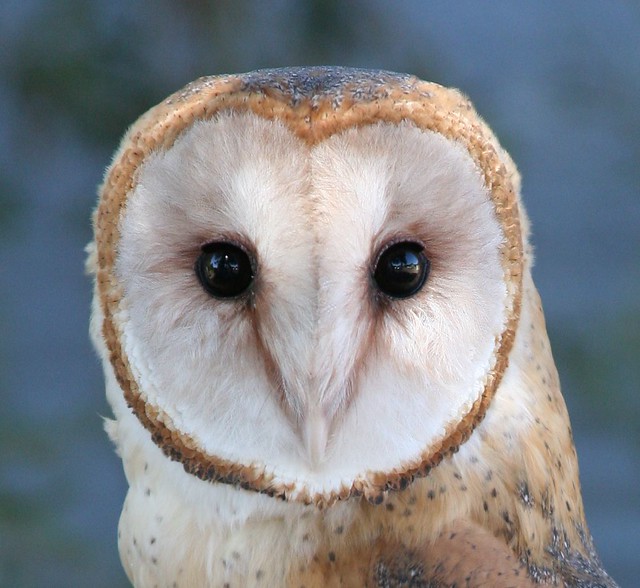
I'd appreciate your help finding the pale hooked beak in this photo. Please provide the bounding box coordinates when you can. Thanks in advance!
[301,407,330,467]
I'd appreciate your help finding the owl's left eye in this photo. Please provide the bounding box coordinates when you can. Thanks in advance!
[195,242,255,299]
[373,241,430,299]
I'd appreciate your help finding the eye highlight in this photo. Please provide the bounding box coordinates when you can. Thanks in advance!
[195,242,255,299]
[373,241,430,299]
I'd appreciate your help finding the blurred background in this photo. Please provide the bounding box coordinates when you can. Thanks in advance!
[1,1,638,586]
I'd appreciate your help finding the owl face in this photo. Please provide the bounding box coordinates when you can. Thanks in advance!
[94,68,523,505]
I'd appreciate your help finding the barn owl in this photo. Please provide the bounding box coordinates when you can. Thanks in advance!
[89,67,617,587]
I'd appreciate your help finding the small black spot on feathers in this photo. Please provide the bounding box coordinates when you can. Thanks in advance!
[491,488,498,498]
[519,481,534,508]
[427,490,436,500]
[328,551,336,562]
[385,503,395,511]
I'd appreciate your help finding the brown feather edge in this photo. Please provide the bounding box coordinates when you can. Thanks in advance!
[94,70,523,508]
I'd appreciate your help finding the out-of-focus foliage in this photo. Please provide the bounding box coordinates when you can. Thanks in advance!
[10,2,184,145]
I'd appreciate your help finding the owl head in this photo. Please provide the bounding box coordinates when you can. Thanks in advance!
[91,67,526,506]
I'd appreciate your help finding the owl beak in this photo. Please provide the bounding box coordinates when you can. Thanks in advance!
[301,407,329,467]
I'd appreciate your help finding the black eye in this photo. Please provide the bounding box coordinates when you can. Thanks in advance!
[195,242,255,299]
[373,241,430,299]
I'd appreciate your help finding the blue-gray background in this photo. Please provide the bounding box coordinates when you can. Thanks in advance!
[1,2,638,586]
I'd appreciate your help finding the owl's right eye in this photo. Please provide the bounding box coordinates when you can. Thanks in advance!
[195,242,255,299]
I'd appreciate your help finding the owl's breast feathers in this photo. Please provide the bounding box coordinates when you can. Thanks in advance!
[289,520,535,587]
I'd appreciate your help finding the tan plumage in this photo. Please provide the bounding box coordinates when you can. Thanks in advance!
[89,67,617,586]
